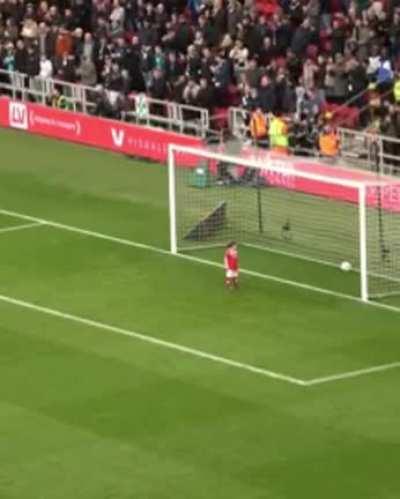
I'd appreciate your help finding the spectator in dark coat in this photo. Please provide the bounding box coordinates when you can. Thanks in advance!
[106,63,124,92]
[186,44,202,79]
[14,39,26,73]
[55,53,75,81]
[198,14,218,47]
[174,15,193,52]
[213,55,231,97]
[290,18,314,57]
[25,46,40,77]
[196,77,215,111]
[140,44,154,85]
[171,74,187,103]
[348,58,368,106]
[212,0,227,41]
[281,79,297,114]
[148,68,168,100]
[274,15,293,56]
[200,47,214,81]
[126,36,145,92]
[258,75,276,113]
[253,16,271,53]
[286,49,303,82]
[138,19,158,46]
[331,19,346,56]
[165,51,184,84]
[244,58,261,88]
[259,37,276,67]
[242,17,260,57]
[243,86,260,112]
[227,0,242,38]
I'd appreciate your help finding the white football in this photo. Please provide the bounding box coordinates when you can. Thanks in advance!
[340,261,352,272]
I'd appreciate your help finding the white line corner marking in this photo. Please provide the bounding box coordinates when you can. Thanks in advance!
[0,207,399,386]
[0,221,44,234]
[0,292,398,387]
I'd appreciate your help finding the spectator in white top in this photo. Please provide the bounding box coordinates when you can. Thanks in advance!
[367,46,381,80]
[83,33,95,61]
[229,39,249,77]
[39,55,53,79]
[303,58,318,91]
[110,0,125,25]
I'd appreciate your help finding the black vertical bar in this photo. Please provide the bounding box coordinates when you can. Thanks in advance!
[372,139,388,261]
[257,176,263,234]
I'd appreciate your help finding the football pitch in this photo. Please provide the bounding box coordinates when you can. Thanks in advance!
[0,128,400,498]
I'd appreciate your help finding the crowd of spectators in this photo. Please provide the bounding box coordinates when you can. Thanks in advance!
[0,0,400,144]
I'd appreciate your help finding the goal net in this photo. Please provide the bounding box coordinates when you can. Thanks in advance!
[168,144,400,302]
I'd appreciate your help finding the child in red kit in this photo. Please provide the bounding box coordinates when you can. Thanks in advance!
[224,241,239,289]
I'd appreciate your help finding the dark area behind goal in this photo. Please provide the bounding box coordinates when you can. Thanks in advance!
[184,201,227,241]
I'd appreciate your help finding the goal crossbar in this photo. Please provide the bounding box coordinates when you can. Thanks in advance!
[169,145,388,190]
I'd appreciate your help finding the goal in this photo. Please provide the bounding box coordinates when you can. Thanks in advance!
[168,144,400,302]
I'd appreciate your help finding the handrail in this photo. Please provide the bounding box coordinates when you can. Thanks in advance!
[228,106,400,176]
[0,68,211,138]
[337,127,400,175]
[334,83,395,131]
[326,86,369,126]
[1,67,397,171]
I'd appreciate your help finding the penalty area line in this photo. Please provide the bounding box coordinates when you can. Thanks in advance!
[0,290,397,387]
[0,292,306,387]
[0,207,398,386]
[0,221,45,234]
[304,361,400,386]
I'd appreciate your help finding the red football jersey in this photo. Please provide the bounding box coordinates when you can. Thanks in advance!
[224,248,238,271]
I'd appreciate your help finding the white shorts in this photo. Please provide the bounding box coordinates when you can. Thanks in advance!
[226,269,238,279]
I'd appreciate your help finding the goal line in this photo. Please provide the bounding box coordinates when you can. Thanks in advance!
[1,206,400,316]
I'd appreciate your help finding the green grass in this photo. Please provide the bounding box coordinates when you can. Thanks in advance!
[0,128,400,498]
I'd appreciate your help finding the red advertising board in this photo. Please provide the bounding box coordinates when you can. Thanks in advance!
[0,97,202,166]
[1,97,400,212]
[240,146,400,213]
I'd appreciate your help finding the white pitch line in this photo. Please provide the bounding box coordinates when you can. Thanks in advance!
[0,292,306,386]
[0,207,399,386]
[305,362,400,386]
[180,252,400,316]
[0,221,44,234]
[0,208,171,255]
[0,290,398,388]
[243,241,341,271]
[1,207,400,316]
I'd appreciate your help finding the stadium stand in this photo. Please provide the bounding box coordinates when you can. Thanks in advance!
[0,0,399,155]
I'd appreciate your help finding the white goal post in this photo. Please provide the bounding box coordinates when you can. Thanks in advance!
[168,144,400,302]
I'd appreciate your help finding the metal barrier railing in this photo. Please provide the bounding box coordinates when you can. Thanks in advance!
[230,107,400,176]
[124,96,176,129]
[2,68,399,173]
[229,107,251,140]
[338,127,400,175]
[0,68,211,138]
[229,106,318,156]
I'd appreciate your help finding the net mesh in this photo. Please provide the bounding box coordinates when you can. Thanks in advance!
[172,147,400,300]
[176,155,359,265]
[366,184,400,298]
